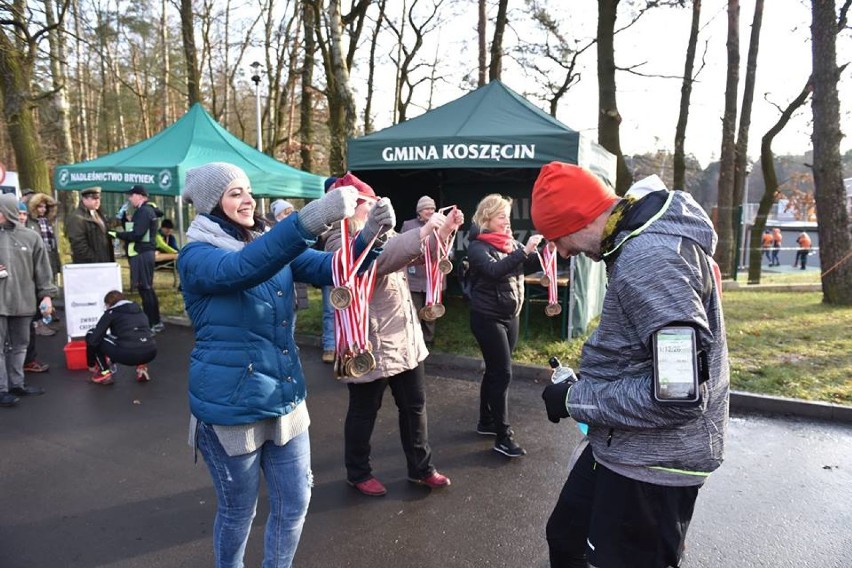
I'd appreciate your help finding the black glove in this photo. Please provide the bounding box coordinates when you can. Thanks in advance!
[542,380,574,424]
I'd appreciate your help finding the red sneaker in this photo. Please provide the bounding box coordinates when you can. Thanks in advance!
[409,471,451,489]
[348,476,387,496]
[23,360,50,373]
[136,365,150,382]
[90,370,114,385]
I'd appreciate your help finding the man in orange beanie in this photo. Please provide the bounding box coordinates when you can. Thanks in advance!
[531,162,730,568]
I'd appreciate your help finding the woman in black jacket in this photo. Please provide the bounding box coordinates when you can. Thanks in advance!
[86,290,157,384]
[467,194,543,458]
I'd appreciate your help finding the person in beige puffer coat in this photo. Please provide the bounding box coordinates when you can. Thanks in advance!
[325,176,464,497]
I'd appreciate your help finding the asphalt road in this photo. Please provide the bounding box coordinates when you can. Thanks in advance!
[1,323,850,567]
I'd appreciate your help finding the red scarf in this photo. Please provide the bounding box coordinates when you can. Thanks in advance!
[477,231,514,253]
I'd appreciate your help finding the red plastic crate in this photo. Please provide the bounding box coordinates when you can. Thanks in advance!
[63,340,88,370]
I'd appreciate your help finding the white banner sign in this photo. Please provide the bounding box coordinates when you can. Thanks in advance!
[62,263,123,339]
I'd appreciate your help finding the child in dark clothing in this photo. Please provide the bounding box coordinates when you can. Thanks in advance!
[86,290,157,384]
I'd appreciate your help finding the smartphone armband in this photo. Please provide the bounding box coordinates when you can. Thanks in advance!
[652,325,700,404]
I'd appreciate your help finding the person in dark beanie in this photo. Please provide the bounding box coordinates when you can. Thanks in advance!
[531,163,729,568]
[113,185,164,333]
[0,194,57,407]
[178,161,388,568]
[86,290,157,384]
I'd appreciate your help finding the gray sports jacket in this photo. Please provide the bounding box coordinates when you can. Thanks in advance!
[567,180,729,487]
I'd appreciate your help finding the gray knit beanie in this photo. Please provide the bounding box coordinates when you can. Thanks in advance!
[416,195,436,213]
[183,162,249,214]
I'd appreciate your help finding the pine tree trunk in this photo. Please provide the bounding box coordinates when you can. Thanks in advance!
[180,0,202,108]
[715,0,740,278]
[673,0,701,191]
[327,0,357,174]
[488,0,508,81]
[300,0,315,172]
[732,0,763,273]
[44,0,76,218]
[597,0,632,195]
[162,0,172,129]
[72,0,91,159]
[810,0,852,304]
[748,80,812,284]
[0,31,51,192]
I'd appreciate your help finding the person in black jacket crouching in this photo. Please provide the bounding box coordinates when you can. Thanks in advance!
[86,290,157,385]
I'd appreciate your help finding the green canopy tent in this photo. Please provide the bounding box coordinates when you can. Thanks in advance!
[347,80,616,337]
[54,103,324,240]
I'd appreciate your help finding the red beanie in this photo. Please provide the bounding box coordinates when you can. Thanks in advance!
[330,171,376,201]
[531,162,619,241]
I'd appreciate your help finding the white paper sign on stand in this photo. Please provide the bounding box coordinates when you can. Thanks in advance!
[62,263,123,339]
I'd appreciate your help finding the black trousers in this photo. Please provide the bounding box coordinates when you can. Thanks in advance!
[344,364,434,483]
[24,315,38,365]
[546,444,699,568]
[469,309,518,436]
[85,333,157,370]
[130,250,161,326]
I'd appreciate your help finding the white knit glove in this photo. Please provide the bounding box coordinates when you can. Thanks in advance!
[298,186,358,236]
[360,197,396,244]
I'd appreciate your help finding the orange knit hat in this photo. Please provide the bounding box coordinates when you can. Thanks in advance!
[531,162,619,240]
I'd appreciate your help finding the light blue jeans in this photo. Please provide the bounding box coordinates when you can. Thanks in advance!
[321,285,335,351]
[197,424,312,568]
[0,316,32,393]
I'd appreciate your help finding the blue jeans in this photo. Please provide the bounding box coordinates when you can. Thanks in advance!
[0,316,32,393]
[197,424,312,568]
[321,285,335,351]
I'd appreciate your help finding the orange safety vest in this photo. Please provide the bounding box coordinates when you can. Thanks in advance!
[797,234,812,249]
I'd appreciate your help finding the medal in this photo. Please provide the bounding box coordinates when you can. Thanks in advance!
[330,286,352,309]
[540,274,551,288]
[545,303,562,317]
[348,351,376,377]
[438,258,453,275]
[419,305,438,321]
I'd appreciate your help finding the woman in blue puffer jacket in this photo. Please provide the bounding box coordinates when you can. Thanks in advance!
[178,162,392,568]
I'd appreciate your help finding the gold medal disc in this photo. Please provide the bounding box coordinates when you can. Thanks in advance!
[438,258,454,275]
[349,352,374,377]
[419,305,437,322]
[545,303,562,317]
[330,286,353,309]
[540,274,551,288]
[431,303,446,319]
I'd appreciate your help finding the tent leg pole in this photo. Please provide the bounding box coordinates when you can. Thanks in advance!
[177,195,185,248]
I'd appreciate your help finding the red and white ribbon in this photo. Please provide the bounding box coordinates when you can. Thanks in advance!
[537,243,559,305]
[332,219,380,358]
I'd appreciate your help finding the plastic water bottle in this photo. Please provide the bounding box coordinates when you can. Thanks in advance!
[39,303,52,325]
[548,356,576,384]
[548,357,588,436]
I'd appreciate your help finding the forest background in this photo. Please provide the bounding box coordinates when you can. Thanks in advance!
[0,0,850,301]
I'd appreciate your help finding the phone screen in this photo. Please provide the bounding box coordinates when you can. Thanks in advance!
[653,326,699,402]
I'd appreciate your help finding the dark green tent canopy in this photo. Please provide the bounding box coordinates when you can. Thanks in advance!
[348,80,615,184]
[346,81,615,338]
[54,103,323,199]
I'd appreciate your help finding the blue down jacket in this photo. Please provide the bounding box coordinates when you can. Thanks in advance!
[179,214,377,426]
